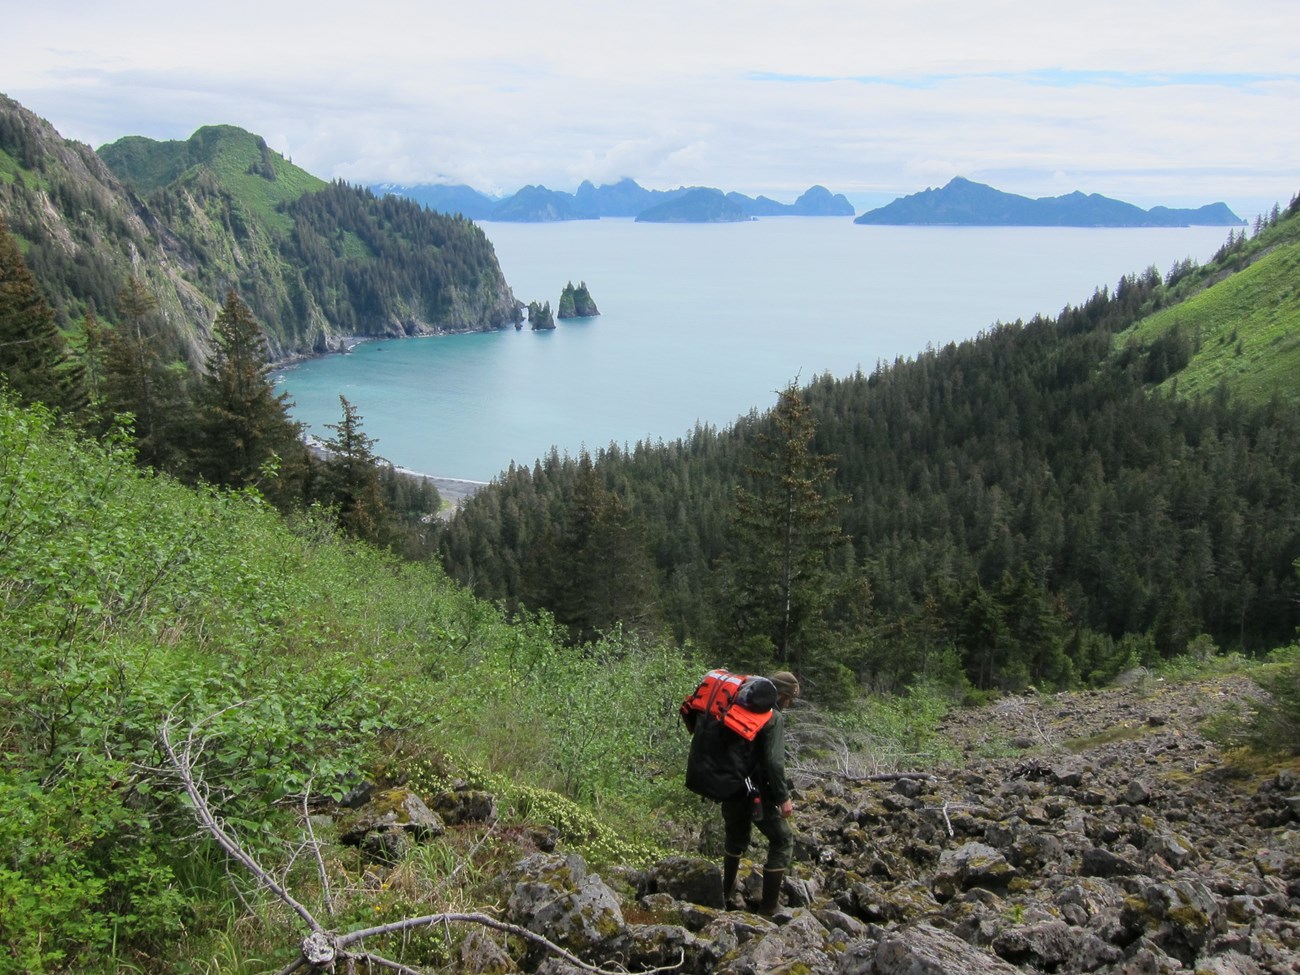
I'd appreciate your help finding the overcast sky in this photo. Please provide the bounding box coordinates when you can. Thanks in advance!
[5,0,1297,216]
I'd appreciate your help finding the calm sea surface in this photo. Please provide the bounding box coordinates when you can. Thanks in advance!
[275,219,1232,482]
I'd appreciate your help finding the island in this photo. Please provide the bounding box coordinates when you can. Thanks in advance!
[375,178,856,222]
[635,187,751,223]
[527,300,556,330]
[558,281,600,318]
[854,177,1243,227]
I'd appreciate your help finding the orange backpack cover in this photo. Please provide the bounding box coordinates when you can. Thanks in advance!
[679,668,775,741]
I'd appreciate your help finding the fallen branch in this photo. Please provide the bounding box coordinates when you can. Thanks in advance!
[160,713,682,975]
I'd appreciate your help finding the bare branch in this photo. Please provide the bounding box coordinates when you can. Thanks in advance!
[160,713,684,975]
[300,779,335,919]
[160,714,323,934]
[340,913,684,974]
[350,952,424,975]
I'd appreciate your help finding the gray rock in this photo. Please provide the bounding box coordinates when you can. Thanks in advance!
[1126,779,1154,805]
[715,911,837,975]
[1194,950,1266,975]
[1144,830,1197,869]
[991,918,1078,968]
[646,854,724,909]
[612,922,697,971]
[870,921,1021,975]
[1121,879,1225,964]
[459,927,518,973]
[1080,845,1139,877]
[932,842,1017,900]
[337,787,445,845]
[359,826,412,863]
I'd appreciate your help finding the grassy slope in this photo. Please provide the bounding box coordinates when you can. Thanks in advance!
[1117,209,1300,405]
[0,393,700,972]
[102,125,326,237]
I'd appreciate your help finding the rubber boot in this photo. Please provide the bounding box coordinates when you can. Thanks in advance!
[722,854,741,909]
[759,868,784,916]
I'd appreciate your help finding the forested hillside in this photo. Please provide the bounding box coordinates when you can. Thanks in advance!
[0,94,519,363]
[439,195,1300,700]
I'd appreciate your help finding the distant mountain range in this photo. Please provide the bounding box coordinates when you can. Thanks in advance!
[377,175,1243,228]
[854,177,1243,227]
[370,178,856,223]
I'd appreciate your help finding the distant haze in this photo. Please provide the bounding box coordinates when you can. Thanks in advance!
[3,1,1298,219]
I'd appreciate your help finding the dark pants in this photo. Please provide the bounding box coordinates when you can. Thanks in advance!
[721,797,793,870]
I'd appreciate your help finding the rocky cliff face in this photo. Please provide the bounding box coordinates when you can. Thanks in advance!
[371,675,1299,974]
[0,94,520,366]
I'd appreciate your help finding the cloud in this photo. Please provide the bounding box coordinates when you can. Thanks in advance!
[4,0,1298,214]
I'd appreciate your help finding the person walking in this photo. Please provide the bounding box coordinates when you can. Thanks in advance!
[720,670,799,915]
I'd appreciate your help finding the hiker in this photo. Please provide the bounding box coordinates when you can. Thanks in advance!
[720,670,799,914]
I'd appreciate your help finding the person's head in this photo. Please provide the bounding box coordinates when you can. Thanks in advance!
[769,671,800,708]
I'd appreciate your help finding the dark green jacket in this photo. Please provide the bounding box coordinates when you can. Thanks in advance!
[754,708,789,803]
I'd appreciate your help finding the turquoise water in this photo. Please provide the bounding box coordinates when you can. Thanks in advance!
[276,219,1232,482]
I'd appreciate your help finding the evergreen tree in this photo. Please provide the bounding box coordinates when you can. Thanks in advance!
[0,216,82,413]
[722,384,844,683]
[196,289,304,504]
[319,395,389,543]
[98,278,194,473]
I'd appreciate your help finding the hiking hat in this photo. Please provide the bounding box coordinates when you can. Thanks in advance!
[769,671,800,700]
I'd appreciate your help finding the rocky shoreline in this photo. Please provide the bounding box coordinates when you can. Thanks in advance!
[330,673,1300,974]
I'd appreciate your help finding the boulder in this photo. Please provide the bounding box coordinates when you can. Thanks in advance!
[459,928,519,973]
[932,842,1017,900]
[863,921,1022,975]
[337,787,445,846]
[429,787,498,825]
[715,911,838,975]
[644,855,724,908]
[504,853,627,958]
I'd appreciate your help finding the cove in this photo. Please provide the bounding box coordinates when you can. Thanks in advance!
[276,219,1233,482]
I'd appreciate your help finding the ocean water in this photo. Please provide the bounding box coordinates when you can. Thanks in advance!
[275,218,1233,482]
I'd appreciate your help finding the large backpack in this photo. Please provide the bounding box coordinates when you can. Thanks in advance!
[680,669,777,802]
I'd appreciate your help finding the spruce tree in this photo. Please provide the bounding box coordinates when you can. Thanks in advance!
[0,216,82,413]
[98,278,194,473]
[196,289,304,504]
[723,383,844,684]
[320,395,388,543]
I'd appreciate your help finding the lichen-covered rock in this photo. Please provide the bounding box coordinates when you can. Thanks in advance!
[714,910,838,975]
[645,855,724,908]
[1121,879,1225,964]
[429,787,498,825]
[990,918,1079,969]
[337,787,445,845]
[932,842,1017,900]
[1080,844,1139,877]
[459,927,519,973]
[611,922,698,971]
[1144,829,1197,869]
[862,921,1022,975]
[359,826,412,863]
[505,853,626,957]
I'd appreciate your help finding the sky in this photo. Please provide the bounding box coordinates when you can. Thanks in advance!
[4,0,1298,218]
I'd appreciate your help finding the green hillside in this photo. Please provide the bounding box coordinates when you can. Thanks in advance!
[1117,210,1300,404]
[0,390,700,972]
[102,124,325,203]
[0,94,518,364]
